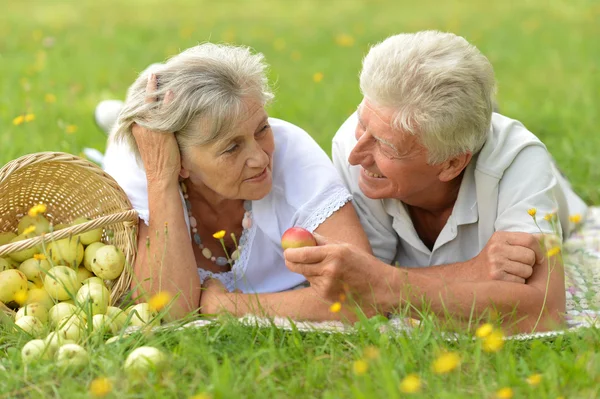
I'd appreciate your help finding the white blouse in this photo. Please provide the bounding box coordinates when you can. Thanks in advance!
[102,118,352,293]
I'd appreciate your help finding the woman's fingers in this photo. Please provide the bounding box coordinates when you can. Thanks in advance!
[145,73,158,104]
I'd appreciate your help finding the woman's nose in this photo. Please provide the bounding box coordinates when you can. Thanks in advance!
[247,142,270,168]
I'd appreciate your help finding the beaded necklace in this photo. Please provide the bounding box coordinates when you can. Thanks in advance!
[180,181,252,267]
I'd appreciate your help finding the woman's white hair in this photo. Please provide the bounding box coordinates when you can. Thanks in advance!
[112,43,274,163]
[360,30,496,164]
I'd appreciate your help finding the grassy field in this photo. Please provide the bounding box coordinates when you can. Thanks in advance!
[1,0,600,397]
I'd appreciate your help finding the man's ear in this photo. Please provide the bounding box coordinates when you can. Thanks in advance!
[438,152,472,182]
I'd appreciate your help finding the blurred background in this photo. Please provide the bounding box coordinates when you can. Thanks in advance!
[1,0,599,202]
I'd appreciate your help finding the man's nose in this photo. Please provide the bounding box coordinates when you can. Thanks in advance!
[348,129,372,166]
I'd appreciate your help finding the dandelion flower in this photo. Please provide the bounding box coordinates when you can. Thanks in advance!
[543,212,556,222]
[14,290,28,306]
[527,208,537,217]
[65,124,78,134]
[313,72,324,83]
[399,373,421,393]
[24,114,35,122]
[546,247,561,257]
[475,323,493,338]
[329,301,342,313]
[526,373,542,386]
[483,329,505,352]
[335,33,355,47]
[569,214,582,224]
[353,359,368,375]
[89,377,113,397]
[189,394,212,399]
[149,291,172,312]
[22,226,37,236]
[212,230,226,239]
[33,253,46,261]
[431,352,460,374]
[496,387,514,399]
[28,203,47,217]
[44,93,56,103]
[363,346,380,360]
[12,115,25,126]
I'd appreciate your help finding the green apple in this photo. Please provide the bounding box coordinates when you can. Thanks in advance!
[56,316,85,342]
[21,339,51,364]
[46,237,84,268]
[0,232,17,246]
[72,217,103,246]
[48,302,80,327]
[19,257,51,287]
[91,245,125,280]
[44,332,75,356]
[83,242,105,272]
[16,303,48,324]
[44,266,79,301]
[91,314,117,335]
[128,303,159,327]
[82,276,106,287]
[76,283,110,316]
[106,306,129,331]
[76,267,94,286]
[14,315,44,336]
[26,287,55,309]
[8,233,41,263]
[56,343,89,372]
[17,214,50,235]
[0,258,12,272]
[0,269,28,304]
[123,346,167,377]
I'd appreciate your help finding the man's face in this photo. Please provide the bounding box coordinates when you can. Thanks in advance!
[348,99,444,204]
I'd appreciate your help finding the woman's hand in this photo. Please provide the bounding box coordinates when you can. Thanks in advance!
[132,73,180,186]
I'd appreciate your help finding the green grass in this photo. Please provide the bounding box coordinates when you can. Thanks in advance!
[1,0,600,397]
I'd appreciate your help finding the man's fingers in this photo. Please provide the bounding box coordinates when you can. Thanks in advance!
[145,73,158,104]
[504,245,536,266]
[500,274,526,284]
[500,260,534,280]
[503,232,544,264]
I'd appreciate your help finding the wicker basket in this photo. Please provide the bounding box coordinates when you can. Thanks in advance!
[0,152,138,307]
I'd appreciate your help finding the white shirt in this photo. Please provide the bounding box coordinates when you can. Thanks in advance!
[332,112,587,267]
[103,118,353,292]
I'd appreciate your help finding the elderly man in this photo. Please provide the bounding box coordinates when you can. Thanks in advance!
[285,31,587,333]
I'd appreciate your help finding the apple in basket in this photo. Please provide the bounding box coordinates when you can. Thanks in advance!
[75,283,110,316]
[19,257,52,287]
[280,227,317,250]
[44,266,79,301]
[8,233,42,263]
[72,217,103,246]
[0,258,12,272]
[17,214,51,235]
[0,269,28,304]
[83,242,105,272]
[46,237,84,268]
[0,232,17,246]
[91,245,125,280]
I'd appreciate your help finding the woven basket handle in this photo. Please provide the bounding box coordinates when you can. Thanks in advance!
[0,210,139,257]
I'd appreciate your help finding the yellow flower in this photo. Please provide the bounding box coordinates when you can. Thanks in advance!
[189,394,212,399]
[65,124,78,134]
[14,290,28,306]
[544,212,556,222]
[431,352,461,374]
[546,247,561,258]
[28,203,47,217]
[363,346,380,360]
[212,230,226,239]
[527,208,537,217]
[483,329,505,352]
[24,113,35,122]
[335,33,355,47]
[149,291,172,311]
[496,387,514,399]
[475,323,494,338]
[569,214,582,224]
[399,373,421,393]
[353,359,368,375]
[33,253,46,261]
[22,226,36,236]
[45,93,56,103]
[13,115,25,125]
[89,377,113,397]
[329,301,342,313]
[313,72,324,83]
[526,373,542,386]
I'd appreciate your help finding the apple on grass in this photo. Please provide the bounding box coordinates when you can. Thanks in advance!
[124,346,168,377]
[281,227,317,250]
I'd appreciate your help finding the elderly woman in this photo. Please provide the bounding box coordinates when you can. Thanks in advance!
[101,43,371,320]
[284,31,587,333]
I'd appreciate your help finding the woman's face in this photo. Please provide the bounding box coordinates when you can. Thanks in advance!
[181,97,274,201]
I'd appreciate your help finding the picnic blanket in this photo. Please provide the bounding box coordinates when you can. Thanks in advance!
[175,208,600,340]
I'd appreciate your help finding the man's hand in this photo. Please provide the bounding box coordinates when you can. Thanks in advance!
[284,234,391,315]
[469,231,544,284]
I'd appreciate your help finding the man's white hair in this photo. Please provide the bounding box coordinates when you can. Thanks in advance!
[360,30,496,164]
[112,43,273,163]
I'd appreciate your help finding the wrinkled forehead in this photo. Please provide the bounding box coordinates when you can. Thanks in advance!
[357,99,421,150]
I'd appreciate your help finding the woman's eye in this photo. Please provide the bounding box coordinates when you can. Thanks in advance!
[224,144,238,154]
[256,124,270,137]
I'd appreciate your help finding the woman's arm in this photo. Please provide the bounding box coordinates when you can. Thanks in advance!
[200,202,372,320]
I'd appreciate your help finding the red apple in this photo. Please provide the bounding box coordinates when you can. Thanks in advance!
[281,227,317,250]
